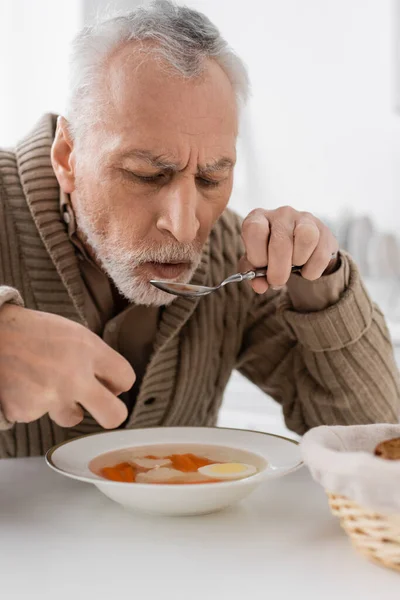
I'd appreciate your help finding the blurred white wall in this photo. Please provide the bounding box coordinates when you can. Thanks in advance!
[181,0,400,232]
[82,0,142,23]
[0,0,398,232]
[0,0,81,146]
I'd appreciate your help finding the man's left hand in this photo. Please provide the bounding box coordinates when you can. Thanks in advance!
[241,206,339,294]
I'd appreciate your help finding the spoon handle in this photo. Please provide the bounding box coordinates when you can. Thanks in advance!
[244,266,303,281]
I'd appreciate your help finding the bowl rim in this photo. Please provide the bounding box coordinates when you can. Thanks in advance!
[45,426,303,489]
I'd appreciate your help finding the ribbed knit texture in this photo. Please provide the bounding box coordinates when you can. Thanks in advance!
[0,114,399,457]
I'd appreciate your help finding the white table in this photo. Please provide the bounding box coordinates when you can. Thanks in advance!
[0,458,398,599]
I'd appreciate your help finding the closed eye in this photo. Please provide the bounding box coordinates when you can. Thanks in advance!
[136,173,167,183]
[196,177,223,188]
[123,170,169,184]
[122,169,225,188]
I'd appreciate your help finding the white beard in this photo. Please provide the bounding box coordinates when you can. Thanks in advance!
[74,205,202,307]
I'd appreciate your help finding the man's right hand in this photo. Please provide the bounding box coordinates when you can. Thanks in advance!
[0,304,135,428]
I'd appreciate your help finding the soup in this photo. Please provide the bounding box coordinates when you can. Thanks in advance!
[90,443,265,485]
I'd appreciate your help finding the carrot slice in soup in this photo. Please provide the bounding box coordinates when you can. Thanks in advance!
[100,466,124,482]
[118,464,136,483]
[167,454,200,472]
[101,462,136,483]
[186,454,215,468]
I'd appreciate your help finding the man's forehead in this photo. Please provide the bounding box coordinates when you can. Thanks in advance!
[102,45,239,134]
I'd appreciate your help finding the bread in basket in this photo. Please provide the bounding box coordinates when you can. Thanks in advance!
[301,424,400,572]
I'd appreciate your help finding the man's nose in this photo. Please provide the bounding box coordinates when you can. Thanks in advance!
[156,179,200,244]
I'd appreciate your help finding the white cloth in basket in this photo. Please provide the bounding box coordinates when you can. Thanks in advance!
[301,424,400,514]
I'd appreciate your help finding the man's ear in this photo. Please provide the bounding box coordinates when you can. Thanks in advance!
[51,116,76,194]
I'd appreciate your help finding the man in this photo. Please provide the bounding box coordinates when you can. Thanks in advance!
[0,1,398,458]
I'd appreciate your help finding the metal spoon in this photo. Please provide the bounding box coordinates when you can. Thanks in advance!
[150,265,303,298]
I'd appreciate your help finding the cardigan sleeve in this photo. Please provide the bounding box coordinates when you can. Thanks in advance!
[237,253,400,434]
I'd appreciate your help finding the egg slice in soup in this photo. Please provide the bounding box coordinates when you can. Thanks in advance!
[131,458,172,469]
[198,463,257,480]
[135,467,185,483]
[136,467,215,484]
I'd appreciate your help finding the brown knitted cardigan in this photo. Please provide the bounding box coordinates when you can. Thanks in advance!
[0,115,398,458]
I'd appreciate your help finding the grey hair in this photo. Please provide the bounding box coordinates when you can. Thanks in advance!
[66,0,249,140]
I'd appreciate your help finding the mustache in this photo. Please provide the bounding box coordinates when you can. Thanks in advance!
[130,242,203,265]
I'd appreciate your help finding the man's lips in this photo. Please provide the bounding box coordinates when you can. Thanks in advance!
[144,261,191,280]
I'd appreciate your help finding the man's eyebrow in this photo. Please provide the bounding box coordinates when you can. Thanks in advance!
[119,149,235,173]
[197,158,236,175]
[119,149,179,170]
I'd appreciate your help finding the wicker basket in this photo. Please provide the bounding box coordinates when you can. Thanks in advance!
[327,493,400,572]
